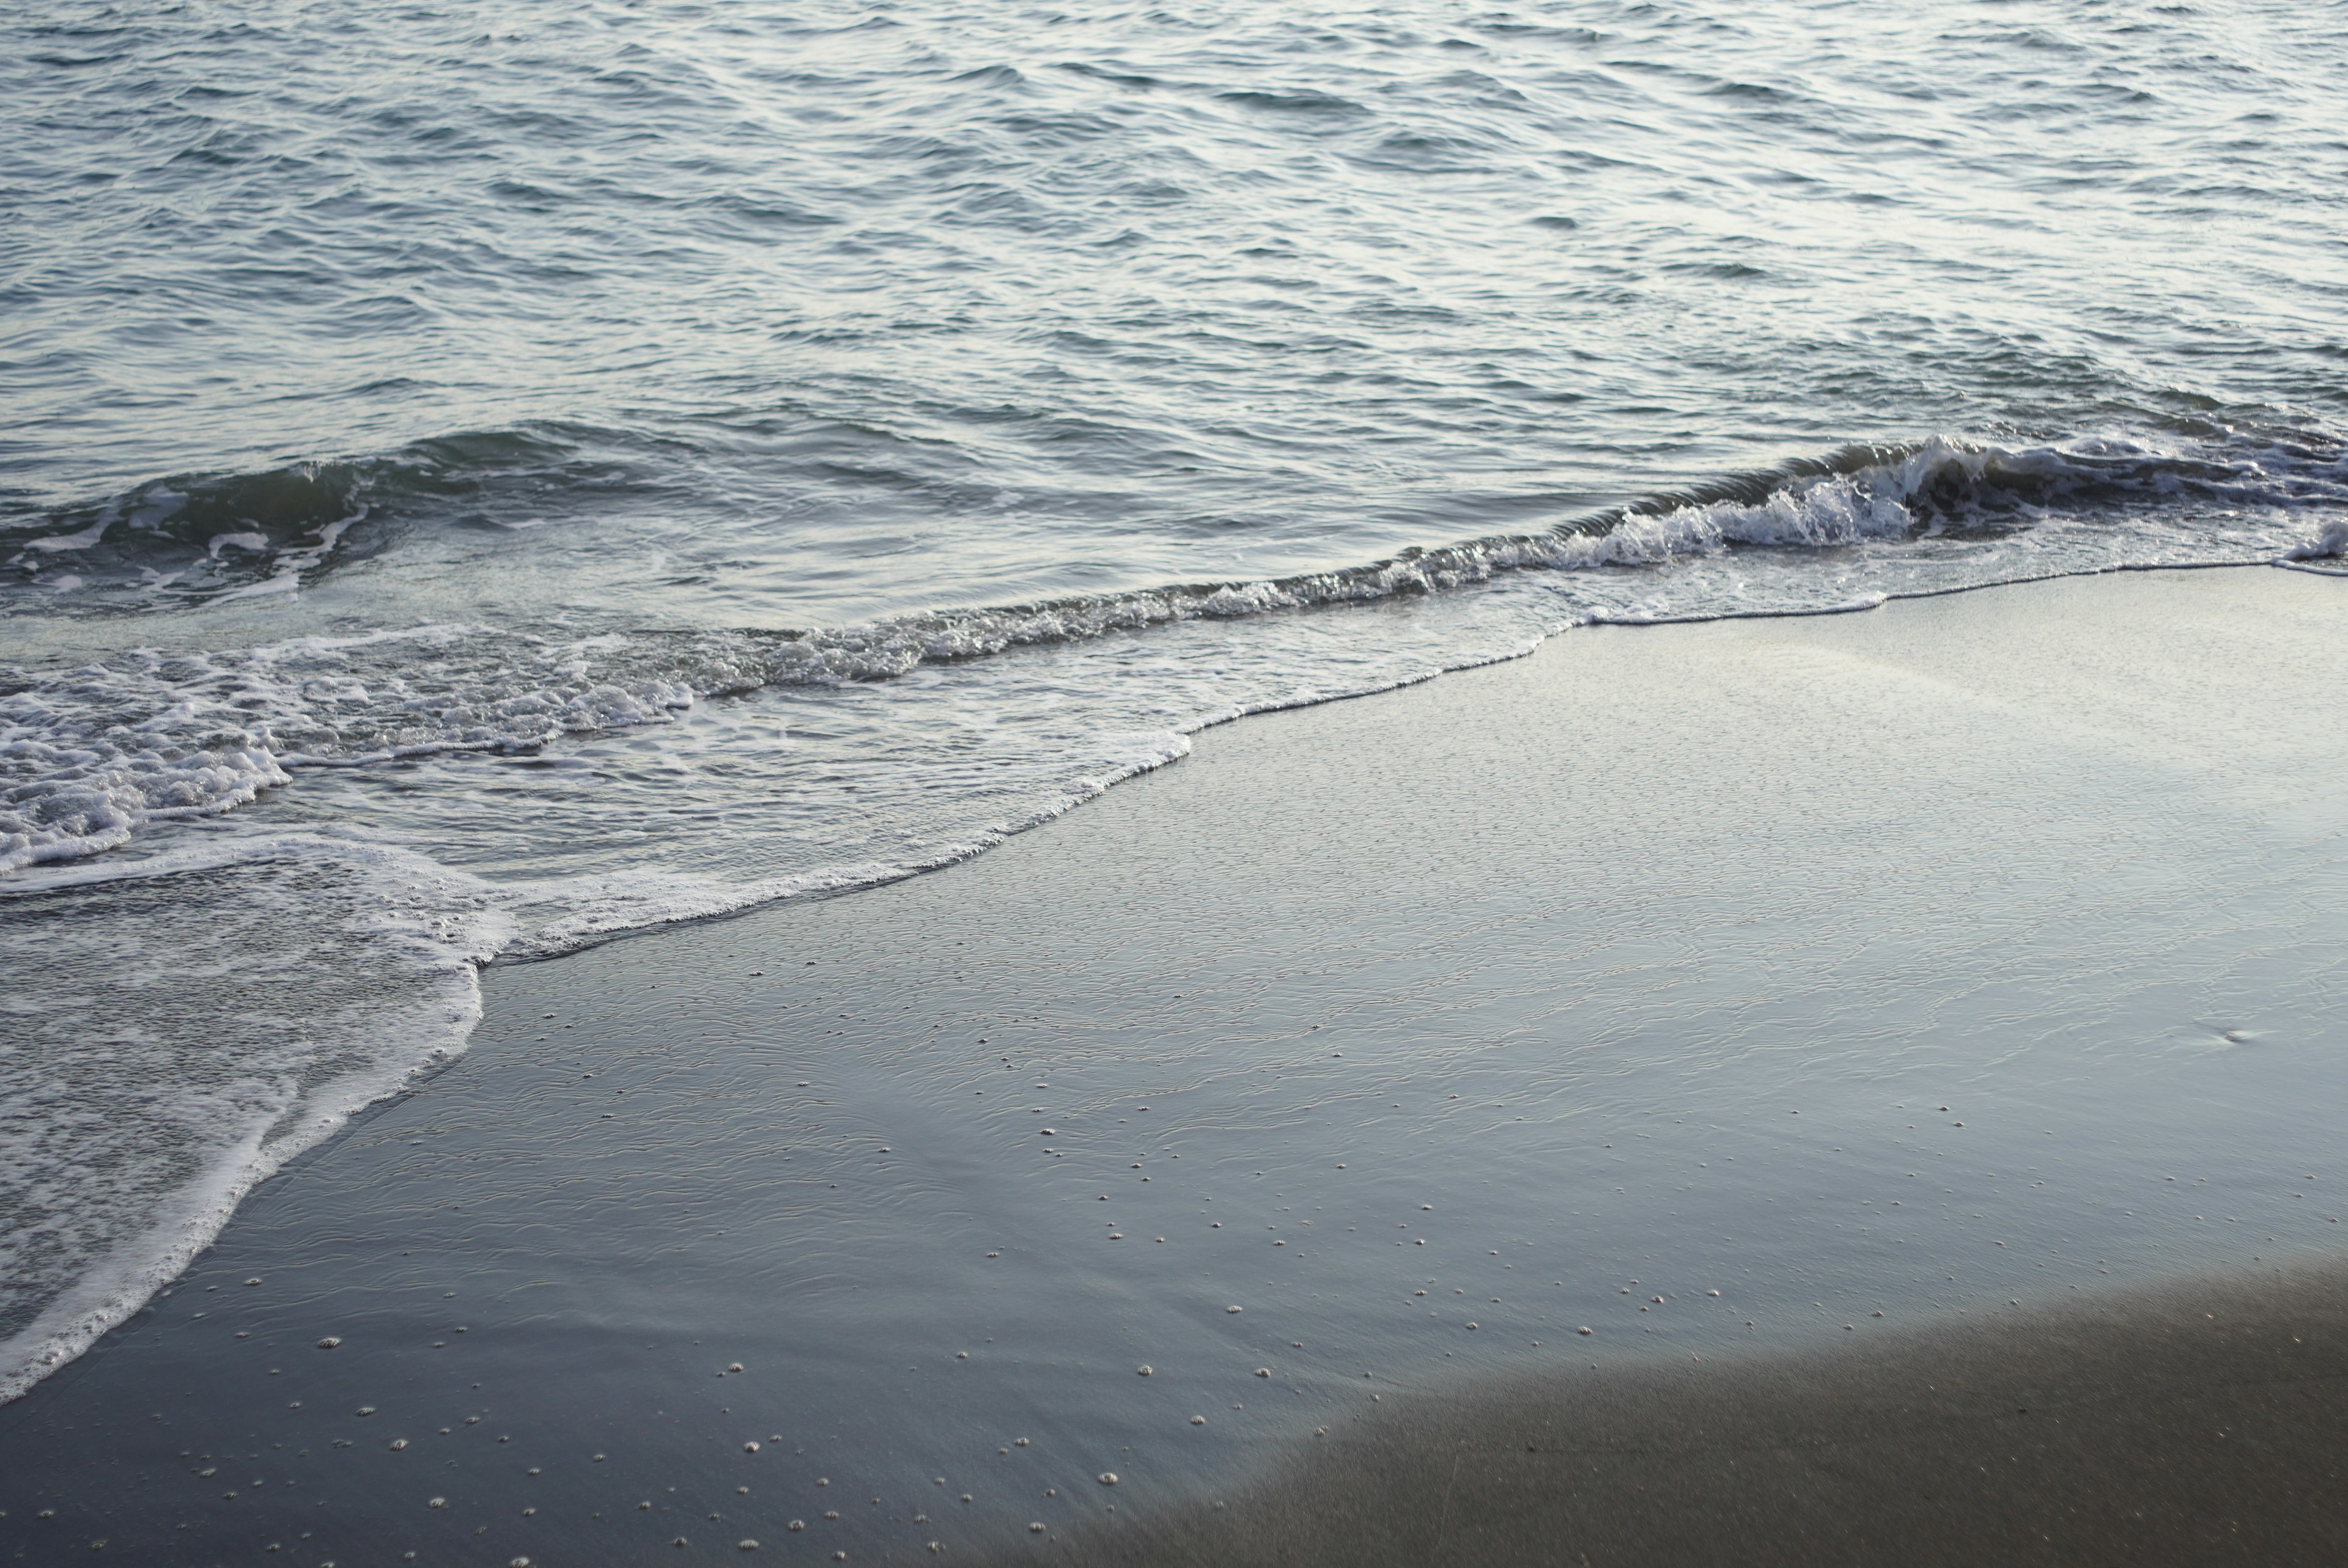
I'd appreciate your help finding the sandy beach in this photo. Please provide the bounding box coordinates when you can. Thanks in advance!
[4,565,2345,1567]
[1049,1255,2348,1567]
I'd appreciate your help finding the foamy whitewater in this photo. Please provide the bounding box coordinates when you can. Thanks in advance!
[3,0,2345,1402]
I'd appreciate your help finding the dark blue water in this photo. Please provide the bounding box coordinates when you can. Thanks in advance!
[4,0,2345,1402]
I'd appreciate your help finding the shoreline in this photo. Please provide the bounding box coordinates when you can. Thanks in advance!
[5,551,2333,1416]
[5,562,2346,1565]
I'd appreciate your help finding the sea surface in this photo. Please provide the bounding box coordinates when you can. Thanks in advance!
[4,0,2345,1404]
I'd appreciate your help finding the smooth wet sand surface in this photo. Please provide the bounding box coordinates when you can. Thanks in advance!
[1047,1256,2348,1567]
[3,566,2345,1566]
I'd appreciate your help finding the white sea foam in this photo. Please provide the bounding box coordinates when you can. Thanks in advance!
[0,834,510,1404]
[0,624,708,872]
[2280,517,2348,564]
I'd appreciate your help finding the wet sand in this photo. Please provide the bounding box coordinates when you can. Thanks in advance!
[4,565,2346,1566]
[1050,1256,2348,1567]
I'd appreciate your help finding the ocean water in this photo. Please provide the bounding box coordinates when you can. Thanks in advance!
[2,0,2344,1404]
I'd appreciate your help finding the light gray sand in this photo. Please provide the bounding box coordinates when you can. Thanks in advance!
[2,565,2343,1566]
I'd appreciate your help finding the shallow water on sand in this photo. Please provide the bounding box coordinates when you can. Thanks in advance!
[4,573,2345,1562]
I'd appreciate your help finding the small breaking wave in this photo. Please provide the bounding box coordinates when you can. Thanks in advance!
[0,426,645,604]
[2,463,372,602]
[4,427,2342,875]
[660,427,2348,660]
